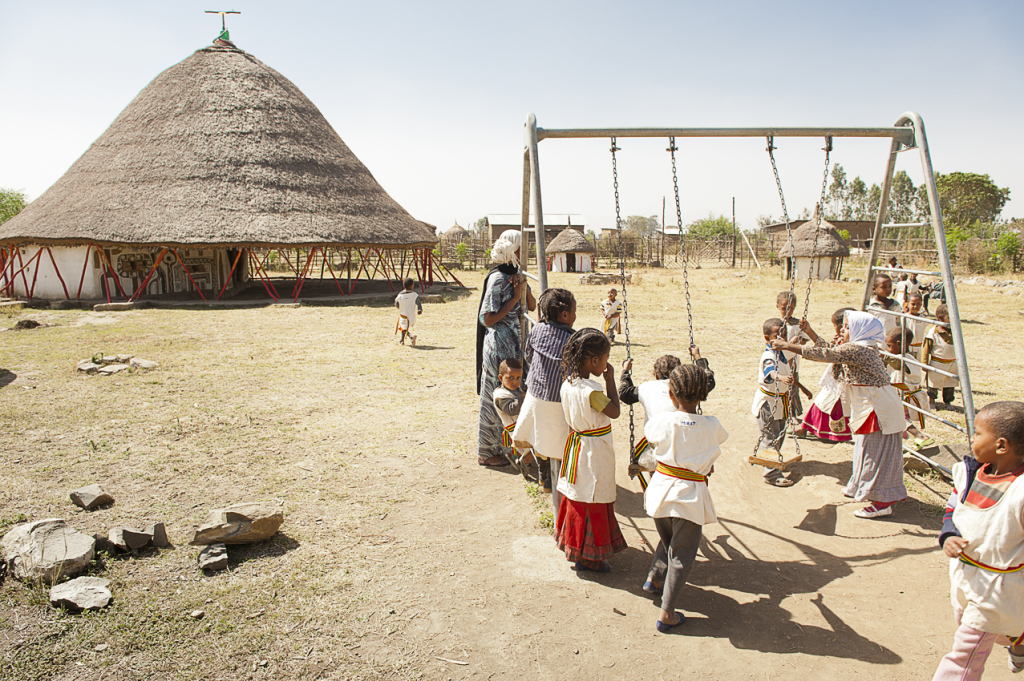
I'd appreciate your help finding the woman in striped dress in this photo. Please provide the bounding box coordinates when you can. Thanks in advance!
[476,230,535,467]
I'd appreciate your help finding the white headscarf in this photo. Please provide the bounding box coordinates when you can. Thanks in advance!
[845,310,885,348]
[491,229,521,267]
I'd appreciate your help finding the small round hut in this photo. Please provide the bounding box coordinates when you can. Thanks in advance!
[547,228,596,273]
[0,38,453,302]
[779,211,850,281]
[442,224,468,242]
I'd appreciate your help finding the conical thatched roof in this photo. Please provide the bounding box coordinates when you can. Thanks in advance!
[0,44,436,249]
[547,228,595,254]
[780,217,849,258]
[443,224,468,240]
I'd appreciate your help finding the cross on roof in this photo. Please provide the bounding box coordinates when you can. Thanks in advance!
[205,10,240,33]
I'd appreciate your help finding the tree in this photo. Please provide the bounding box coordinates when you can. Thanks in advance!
[826,164,849,219]
[0,188,27,225]
[623,215,659,235]
[474,217,488,236]
[935,172,1010,229]
[888,171,918,224]
[687,212,733,238]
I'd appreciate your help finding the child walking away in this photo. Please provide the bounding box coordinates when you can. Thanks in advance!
[923,304,959,409]
[555,328,626,573]
[776,291,813,424]
[884,327,929,440]
[893,272,911,309]
[867,273,901,338]
[932,401,1024,680]
[797,308,854,442]
[395,277,422,346]
[775,312,907,519]
[601,288,623,343]
[493,358,529,469]
[642,364,728,632]
[753,318,796,487]
[514,288,576,504]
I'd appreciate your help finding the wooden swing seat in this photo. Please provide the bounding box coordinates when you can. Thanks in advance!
[748,452,803,470]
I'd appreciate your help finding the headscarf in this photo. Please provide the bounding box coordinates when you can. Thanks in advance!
[844,310,885,348]
[475,229,524,393]
[490,229,522,267]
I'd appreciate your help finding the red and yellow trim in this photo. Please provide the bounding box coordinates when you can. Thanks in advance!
[655,462,708,483]
[501,423,515,448]
[561,424,613,484]
[633,437,650,458]
[958,552,1024,574]
[759,387,790,421]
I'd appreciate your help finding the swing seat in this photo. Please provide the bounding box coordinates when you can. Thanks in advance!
[748,451,803,470]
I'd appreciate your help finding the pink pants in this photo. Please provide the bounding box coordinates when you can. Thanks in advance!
[932,611,1016,681]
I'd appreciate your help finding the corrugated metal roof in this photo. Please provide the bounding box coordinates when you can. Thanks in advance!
[486,214,587,227]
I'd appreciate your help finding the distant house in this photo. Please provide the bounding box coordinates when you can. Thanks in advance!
[778,212,851,281]
[485,214,586,245]
[547,228,596,273]
[764,219,873,251]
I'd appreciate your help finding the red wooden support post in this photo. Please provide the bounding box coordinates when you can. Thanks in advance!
[95,247,130,300]
[291,249,315,300]
[170,249,207,301]
[248,251,279,301]
[318,247,346,295]
[346,248,373,295]
[215,249,244,301]
[26,250,46,300]
[75,244,94,300]
[128,248,168,302]
[43,247,71,300]
[253,250,281,299]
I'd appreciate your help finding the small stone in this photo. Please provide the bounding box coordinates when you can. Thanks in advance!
[69,484,114,511]
[903,453,931,473]
[191,503,284,545]
[76,361,101,374]
[92,302,135,312]
[145,522,168,548]
[130,358,159,370]
[98,364,130,375]
[197,543,228,571]
[49,577,112,611]
[2,519,96,582]
[92,532,117,555]
[94,644,109,652]
[190,610,205,620]
[115,354,134,363]
[108,527,150,552]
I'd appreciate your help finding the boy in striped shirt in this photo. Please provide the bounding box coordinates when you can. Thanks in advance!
[934,401,1024,678]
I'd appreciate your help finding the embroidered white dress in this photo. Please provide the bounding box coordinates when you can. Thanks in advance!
[643,412,728,525]
[924,325,959,390]
[557,378,616,504]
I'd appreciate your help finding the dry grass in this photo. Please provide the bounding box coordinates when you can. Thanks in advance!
[0,265,1020,680]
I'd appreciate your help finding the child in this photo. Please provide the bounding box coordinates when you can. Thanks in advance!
[394,277,422,346]
[641,364,728,632]
[932,401,1024,679]
[923,304,959,409]
[514,288,576,503]
[601,288,623,343]
[893,272,911,309]
[867,273,901,338]
[906,293,928,359]
[775,312,907,518]
[493,358,529,469]
[907,273,921,308]
[884,327,928,438]
[776,291,813,423]
[620,348,716,480]
[752,318,796,487]
[555,328,626,573]
[796,307,854,443]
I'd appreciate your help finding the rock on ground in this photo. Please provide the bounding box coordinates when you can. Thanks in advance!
[1,519,95,582]
[69,484,114,510]
[130,358,159,370]
[197,543,228,571]
[109,527,151,552]
[191,503,284,545]
[76,361,101,374]
[578,272,632,286]
[98,364,130,375]
[146,522,169,548]
[49,577,112,611]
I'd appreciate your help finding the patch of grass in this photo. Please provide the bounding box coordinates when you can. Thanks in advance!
[524,481,553,532]
[0,512,27,532]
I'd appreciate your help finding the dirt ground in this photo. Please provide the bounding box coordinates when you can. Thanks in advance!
[1,266,1022,681]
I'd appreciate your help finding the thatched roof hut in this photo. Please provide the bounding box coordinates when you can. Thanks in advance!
[0,44,436,249]
[547,228,596,254]
[443,224,468,241]
[779,218,850,258]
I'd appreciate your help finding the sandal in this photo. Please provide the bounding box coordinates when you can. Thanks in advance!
[643,581,663,595]
[478,456,509,468]
[655,611,685,632]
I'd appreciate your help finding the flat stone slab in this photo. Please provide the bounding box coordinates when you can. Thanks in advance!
[191,503,283,545]
[50,577,112,611]
[2,519,95,582]
[93,302,135,311]
[109,527,150,551]
[76,361,101,374]
[70,484,114,510]
[197,543,228,571]
[130,358,159,370]
[98,364,130,375]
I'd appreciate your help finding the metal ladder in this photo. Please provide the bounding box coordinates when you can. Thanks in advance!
[860,112,975,475]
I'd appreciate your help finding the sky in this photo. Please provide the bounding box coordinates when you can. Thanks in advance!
[1,1,1022,235]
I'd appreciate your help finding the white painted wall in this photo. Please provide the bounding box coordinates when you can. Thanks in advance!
[549,253,593,273]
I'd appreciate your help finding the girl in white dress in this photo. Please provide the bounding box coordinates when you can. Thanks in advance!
[555,328,625,573]
[642,363,728,632]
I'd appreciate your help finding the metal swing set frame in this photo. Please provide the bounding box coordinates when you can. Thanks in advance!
[516,111,974,480]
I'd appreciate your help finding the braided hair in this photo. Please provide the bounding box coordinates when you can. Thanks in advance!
[561,328,610,382]
[668,364,711,404]
[652,355,682,380]
[538,288,575,324]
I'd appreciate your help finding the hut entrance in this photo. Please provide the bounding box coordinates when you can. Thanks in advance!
[566,253,576,272]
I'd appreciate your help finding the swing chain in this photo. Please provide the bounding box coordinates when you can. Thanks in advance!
[801,137,832,322]
[610,138,635,458]
[667,137,695,355]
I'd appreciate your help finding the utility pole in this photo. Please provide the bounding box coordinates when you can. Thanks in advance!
[661,196,666,265]
[731,197,737,268]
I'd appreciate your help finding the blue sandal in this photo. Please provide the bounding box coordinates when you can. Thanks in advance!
[655,611,685,633]
[643,581,663,595]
